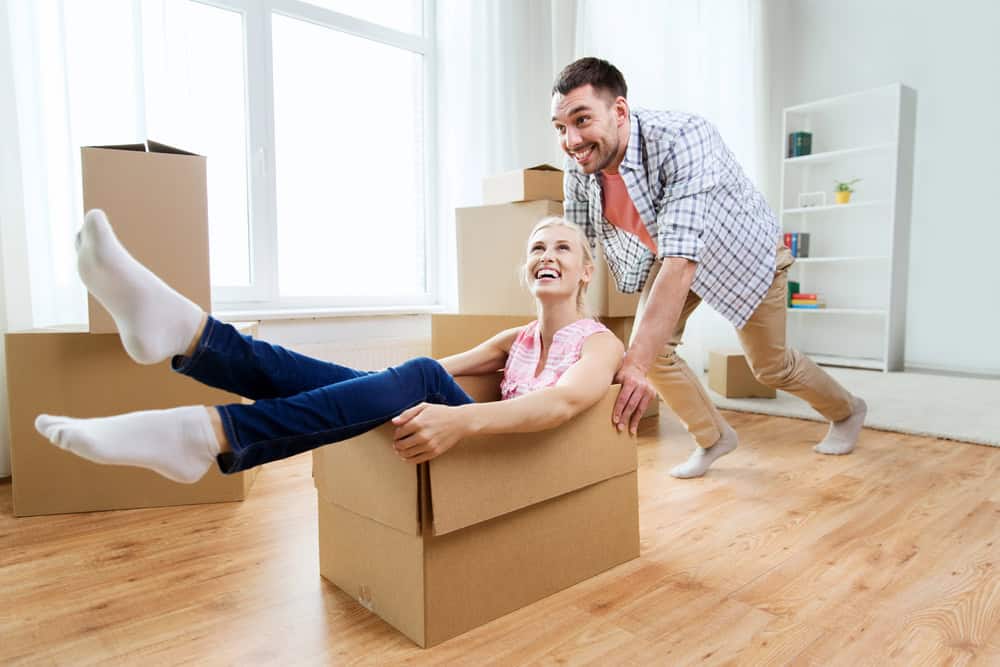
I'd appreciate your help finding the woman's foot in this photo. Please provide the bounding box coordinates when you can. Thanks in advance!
[77,209,203,364]
[35,406,220,484]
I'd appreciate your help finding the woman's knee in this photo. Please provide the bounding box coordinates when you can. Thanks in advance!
[402,356,449,383]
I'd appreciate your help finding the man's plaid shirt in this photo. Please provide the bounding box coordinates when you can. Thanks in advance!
[563,109,781,329]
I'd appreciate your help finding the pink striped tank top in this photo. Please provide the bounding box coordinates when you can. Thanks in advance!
[500,319,611,400]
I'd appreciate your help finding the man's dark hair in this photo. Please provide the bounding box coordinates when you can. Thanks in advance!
[552,57,628,100]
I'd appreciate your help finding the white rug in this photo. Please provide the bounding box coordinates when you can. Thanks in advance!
[700,368,1000,448]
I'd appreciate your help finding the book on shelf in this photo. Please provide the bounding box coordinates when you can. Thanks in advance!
[791,293,818,300]
[783,232,811,258]
[791,300,824,308]
[787,280,800,308]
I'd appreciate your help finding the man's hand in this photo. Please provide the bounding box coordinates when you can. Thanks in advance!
[613,357,656,435]
[391,403,470,464]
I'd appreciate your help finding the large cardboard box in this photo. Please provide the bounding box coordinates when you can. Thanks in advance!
[6,323,259,517]
[313,374,639,647]
[708,349,777,399]
[431,314,658,418]
[482,163,564,205]
[81,141,210,334]
[456,201,640,318]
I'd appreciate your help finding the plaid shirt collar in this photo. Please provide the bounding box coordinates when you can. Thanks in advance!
[620,112,644,172]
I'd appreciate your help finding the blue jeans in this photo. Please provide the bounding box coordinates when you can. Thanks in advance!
[171,317,475,473]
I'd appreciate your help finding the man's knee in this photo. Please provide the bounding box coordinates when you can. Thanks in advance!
[749,352,795,388]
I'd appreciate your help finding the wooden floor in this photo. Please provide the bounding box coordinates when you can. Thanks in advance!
[3,410,999,665]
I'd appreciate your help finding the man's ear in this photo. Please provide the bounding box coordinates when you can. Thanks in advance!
[614,96,629,126]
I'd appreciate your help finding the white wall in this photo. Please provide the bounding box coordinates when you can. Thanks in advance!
[762,0,1000,375]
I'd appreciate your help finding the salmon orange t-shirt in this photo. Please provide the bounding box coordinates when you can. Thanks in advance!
[600,171,658,255]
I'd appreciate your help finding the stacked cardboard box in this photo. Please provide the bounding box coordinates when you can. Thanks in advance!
[457,165,657,417]
[314,372,639,647]
[4,141,257,516]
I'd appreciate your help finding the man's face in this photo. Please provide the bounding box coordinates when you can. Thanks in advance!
[551,84,626,174]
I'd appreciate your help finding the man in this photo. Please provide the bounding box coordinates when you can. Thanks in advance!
[551,57,867,478]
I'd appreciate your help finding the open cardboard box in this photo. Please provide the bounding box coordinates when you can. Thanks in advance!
[431,314,658,419]
[313,373,639,647]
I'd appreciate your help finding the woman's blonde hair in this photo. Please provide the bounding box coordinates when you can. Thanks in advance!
[519,216,595,318]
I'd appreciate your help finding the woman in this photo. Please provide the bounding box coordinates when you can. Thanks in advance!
[35,210,625,484]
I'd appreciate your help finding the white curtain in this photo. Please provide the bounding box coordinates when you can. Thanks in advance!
[434,0,577,311]
[575,0,768,371]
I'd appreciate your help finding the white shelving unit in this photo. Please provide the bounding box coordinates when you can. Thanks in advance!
[779,84,916,372]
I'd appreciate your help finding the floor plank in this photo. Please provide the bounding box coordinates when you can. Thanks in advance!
[2,409,998,664]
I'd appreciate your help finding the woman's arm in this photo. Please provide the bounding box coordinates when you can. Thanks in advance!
[437,326,522,377]
[391,331,624,463]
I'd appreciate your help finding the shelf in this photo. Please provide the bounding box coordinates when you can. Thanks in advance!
[787,308,886,316]
[783,200,890,214]
[784,84,902,114]
[807,353,886,371]
[792,256,889,264]
[783,143,895,165]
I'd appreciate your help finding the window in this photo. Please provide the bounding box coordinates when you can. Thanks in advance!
[50,0,436,311]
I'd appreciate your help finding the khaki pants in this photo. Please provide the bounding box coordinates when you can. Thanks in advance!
[633,244,853,448]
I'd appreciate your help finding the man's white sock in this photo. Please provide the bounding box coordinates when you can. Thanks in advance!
[670,424,739,479]
[815,396,867,455]
[35,406,220,484]
[77,209,203,364]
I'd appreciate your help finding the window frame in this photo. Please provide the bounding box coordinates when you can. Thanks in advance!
[195,0,438,315]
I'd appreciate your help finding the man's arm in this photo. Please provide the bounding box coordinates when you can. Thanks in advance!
[614,116,718,432]
[613,257,697,433]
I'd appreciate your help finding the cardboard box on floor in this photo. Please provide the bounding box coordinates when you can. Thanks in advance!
[81,141,210,334]
[456,201,640,318]
[313,373,639,647]
[482,163,564,205]
[5,323,259,517]
[708,349,776,399]
[431,314,659,418]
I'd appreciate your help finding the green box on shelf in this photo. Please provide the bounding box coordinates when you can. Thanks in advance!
[788,281,800,308]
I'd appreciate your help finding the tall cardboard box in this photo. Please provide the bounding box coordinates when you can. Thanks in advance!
[482,163,564,205]
[708,349,777,399]
[313,374,639,647]
[6,323,259,517]
[81,141,210,334]
[456,201,639,318]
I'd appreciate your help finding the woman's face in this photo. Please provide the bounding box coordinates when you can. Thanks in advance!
[525,225,593,303]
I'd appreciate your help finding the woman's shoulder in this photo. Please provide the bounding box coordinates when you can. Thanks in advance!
[566,318,612,338]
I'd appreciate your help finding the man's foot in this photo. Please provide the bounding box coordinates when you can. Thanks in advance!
[77,209,203,364]
[814,396,867,455]
[670,424,738,479]
[35,406,220,484]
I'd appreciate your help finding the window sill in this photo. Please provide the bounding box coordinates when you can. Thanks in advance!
[215,304,448,323]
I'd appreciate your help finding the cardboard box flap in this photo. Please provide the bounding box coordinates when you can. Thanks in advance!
[524,163,560,172]
[86,140,201,156]
[312,423,421,536]
[427,386,635,536]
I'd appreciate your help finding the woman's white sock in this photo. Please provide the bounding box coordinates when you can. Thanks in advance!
[35,406,221,484]
[77,209,203,364]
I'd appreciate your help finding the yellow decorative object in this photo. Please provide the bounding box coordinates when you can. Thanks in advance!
[835,190,852,204]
